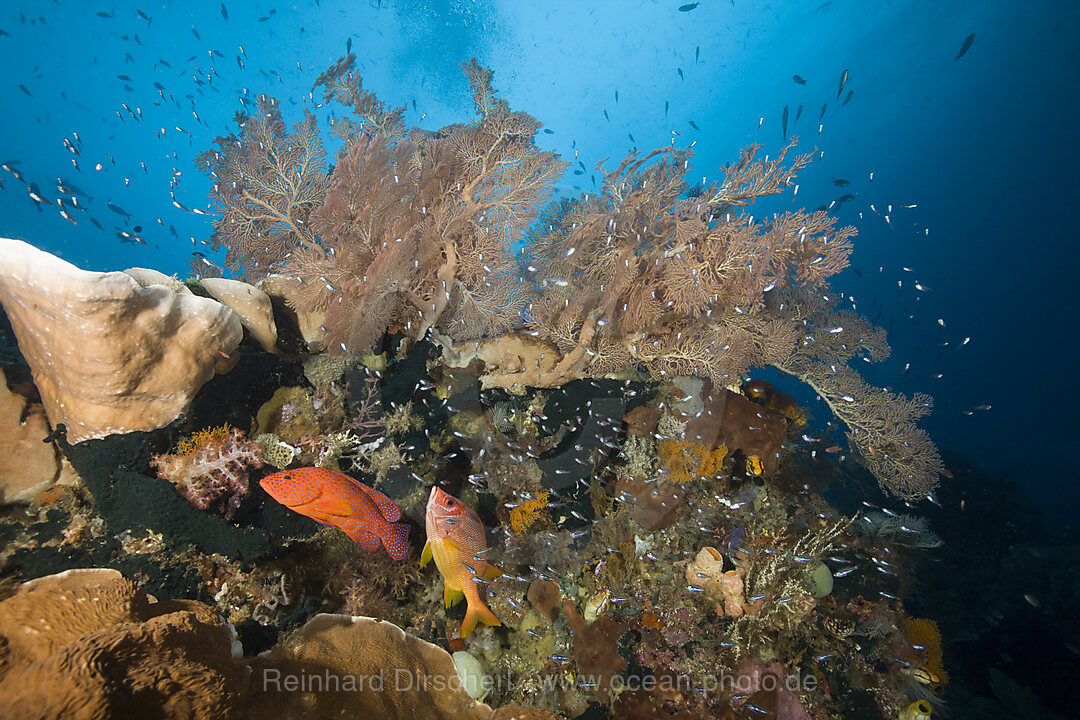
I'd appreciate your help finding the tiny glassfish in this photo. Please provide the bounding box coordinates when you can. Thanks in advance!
[27,188,53,206]
[955,33,975,60]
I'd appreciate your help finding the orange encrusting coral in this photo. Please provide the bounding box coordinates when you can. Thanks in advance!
[176,424,233,456]
[508,491,550,533]
[657,438,728,485]
[902,617,949,686]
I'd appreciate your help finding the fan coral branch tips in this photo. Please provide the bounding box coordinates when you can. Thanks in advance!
[469,140,852,390]
[197,95,331,280]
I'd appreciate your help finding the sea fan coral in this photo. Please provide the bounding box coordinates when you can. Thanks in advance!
[276,55,565,354]
[195,95,330,280]
[151,427,263,520]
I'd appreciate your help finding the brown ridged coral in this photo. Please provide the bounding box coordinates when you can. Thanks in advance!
[490,706,566,719]
[0,569,245,720]
[1,571,547,720]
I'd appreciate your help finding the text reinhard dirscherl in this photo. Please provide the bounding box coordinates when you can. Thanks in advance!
[259,667,817,696]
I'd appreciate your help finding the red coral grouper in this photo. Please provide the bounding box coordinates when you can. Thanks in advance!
[260,467,409,560]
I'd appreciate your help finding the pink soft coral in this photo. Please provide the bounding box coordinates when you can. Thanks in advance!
[151,428,263,519]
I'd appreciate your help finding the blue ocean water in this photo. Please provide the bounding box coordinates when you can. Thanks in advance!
[1,1,1078,717]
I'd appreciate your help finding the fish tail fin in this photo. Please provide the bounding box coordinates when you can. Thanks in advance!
[384,522,410,560]
[460,599,500,638]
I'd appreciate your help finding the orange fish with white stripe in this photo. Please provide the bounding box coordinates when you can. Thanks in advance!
[422,487,501,638]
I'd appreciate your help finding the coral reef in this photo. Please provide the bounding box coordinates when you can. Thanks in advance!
[0,52,967,720]
[0,569,245,720]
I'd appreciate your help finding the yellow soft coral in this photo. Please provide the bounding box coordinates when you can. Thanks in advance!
[658,438,728,484]
[176,424,232,456]
[902,617,948,687]
[509,491,549,533]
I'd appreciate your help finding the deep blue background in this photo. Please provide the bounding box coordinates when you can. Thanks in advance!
[1,0,1077,523]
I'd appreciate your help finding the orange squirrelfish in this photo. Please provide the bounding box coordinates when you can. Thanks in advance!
[260,467,409,560]
[422,487,501,638]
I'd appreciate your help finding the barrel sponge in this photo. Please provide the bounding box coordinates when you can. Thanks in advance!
[0,238,242,443]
